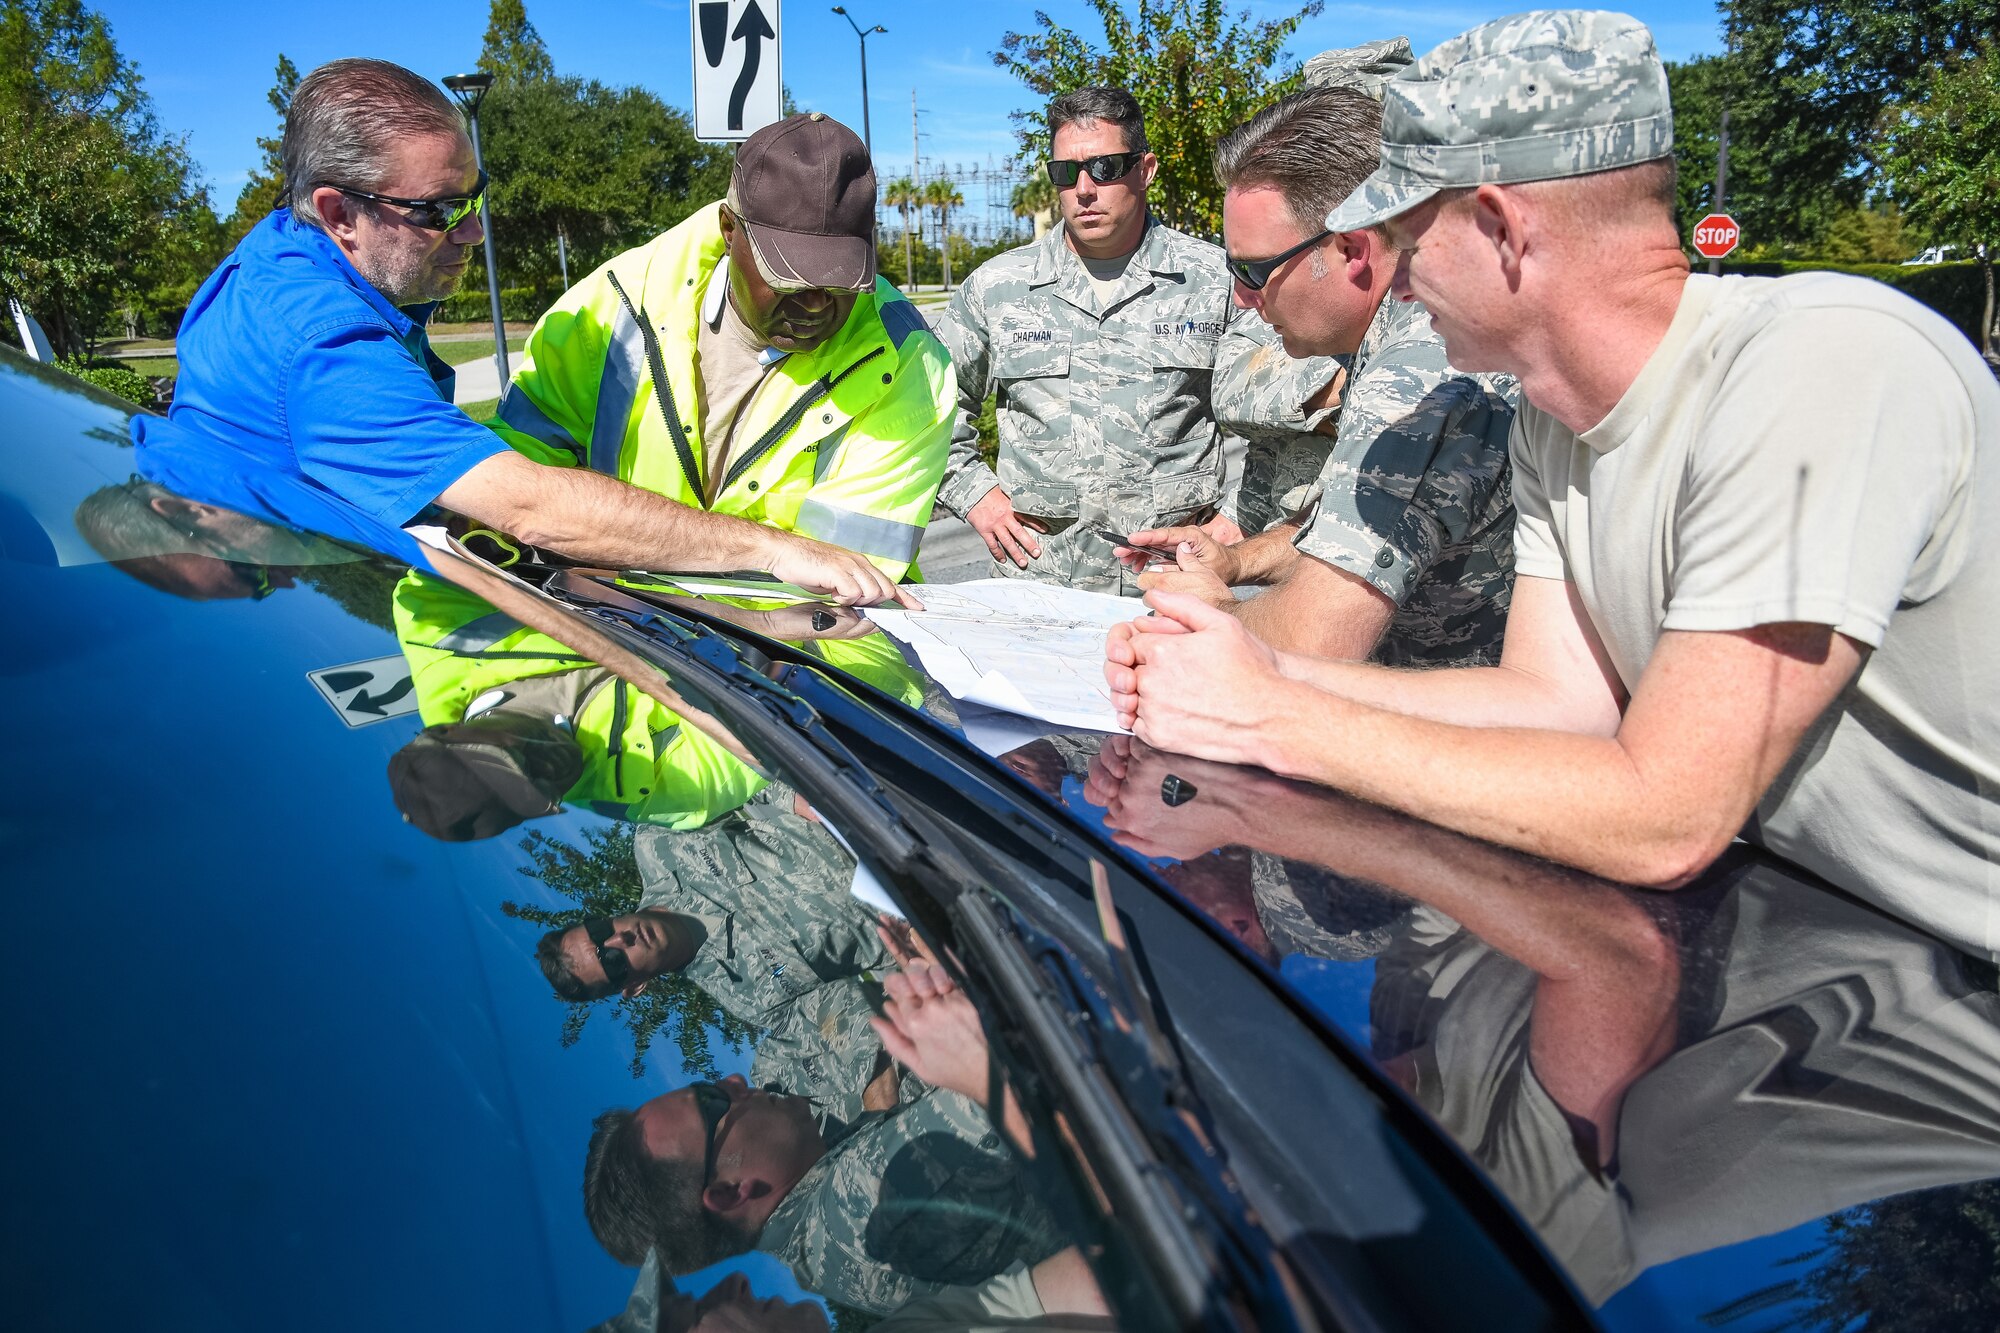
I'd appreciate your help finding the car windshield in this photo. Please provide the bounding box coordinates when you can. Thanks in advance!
[10,346,1999,1333]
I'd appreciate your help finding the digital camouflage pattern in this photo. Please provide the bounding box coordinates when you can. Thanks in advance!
[1328,10,1675,231]
[634,786,889,1030]
[1212,313,1344,535]
[933,220,1237,592]
[1211,38,1412,534]
[1302,35,1414,97]
[1292,293,1519,667]
[758,1080,1064,1314]
[1251,851,1411,961]
[752,972,931,1127]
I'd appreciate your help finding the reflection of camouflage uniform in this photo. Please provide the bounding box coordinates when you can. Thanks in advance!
[933,219,1237,592]
[1213,316,1344,535]
[1291,295,1518,666]
[636,790,921,1122]
[759,1082,1064,1314]
[1250,851,1410,961]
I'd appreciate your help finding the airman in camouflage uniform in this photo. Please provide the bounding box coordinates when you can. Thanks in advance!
[1214,39,1415,538]
[1289,295,1518,667]
[635,790,915,1121]
[1138,52,1517,667]
[757,1074,1064,1315]
[934,217,1238,593]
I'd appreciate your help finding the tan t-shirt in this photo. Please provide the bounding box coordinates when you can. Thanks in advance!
[693,269,785,499]
[1510,272,1999,957]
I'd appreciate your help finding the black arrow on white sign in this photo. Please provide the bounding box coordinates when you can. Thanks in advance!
[728,1,774,132]
[346,676,416,717]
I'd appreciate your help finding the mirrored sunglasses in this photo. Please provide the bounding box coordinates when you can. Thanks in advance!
[1045,153,1143,188]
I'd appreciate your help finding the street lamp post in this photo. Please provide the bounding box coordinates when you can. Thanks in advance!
[829,7,886,157]
[441,71,509,383]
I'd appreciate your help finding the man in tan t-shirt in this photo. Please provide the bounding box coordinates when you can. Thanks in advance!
[1105,11,1998,957]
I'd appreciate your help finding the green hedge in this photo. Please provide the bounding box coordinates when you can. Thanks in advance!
[434,287,547,324]
[57,357,157,409]
[1715,259,1990,350]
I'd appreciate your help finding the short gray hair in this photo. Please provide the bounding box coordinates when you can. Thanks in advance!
[1048,86,1148,155]
[283,59,465,228]
[1214,87,1383,236]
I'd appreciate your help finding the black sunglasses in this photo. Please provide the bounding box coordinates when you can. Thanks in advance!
[1046,153,1143,188]
[323,169,489,231]
[688,1081,732,1181]
[583,916,632,988]
[1227,229,1333,291]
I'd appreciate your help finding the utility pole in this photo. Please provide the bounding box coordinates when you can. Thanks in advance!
[557,224,569,288]
[1708,105,1731,277]
[909,89,920,292]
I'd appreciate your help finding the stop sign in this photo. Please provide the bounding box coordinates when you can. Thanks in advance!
[1692,213,1741,260]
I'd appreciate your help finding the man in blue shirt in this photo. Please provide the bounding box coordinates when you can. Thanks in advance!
[135,58,908,607]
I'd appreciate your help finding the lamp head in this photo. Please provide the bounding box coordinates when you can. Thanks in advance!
[441,71,495,112]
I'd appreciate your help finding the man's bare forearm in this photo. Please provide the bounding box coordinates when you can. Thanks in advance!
[1268,653,1597,730]
[441,450,775,572]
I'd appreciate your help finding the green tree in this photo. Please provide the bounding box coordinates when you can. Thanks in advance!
[923,176,964,287]
[1882,53,2000,361]
[883,175,921,289]
[223,53,298,245]
[0,0,218,352]
[1797,1179,2000,1331]
[501,825,757,1079]
[994,0,1323,239]
[460,0,733,301]
[1683,0,1994,254]
[480,0,555,83]
[1010,171,1056,238]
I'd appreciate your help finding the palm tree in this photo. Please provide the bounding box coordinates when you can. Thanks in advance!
[1011,174,1057,240]
[924,177,966,289]
[883,177,920,290]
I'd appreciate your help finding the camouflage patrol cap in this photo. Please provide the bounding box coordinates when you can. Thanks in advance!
[1302,37,1414,100]
[1325,10,1674,232]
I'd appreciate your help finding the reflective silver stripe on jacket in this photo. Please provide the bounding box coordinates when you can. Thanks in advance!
[794,498,923,563]
[494,387,583,464]
[592,298,649,476]
[432,611,525,653]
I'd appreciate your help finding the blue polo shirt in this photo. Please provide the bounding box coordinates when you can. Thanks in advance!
[132,209,506,527]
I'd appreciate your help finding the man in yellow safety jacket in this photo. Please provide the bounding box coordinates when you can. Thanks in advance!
[487,112,954,585]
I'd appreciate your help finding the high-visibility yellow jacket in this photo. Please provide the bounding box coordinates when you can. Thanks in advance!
[392,570,927,830]
[488,203,955,580]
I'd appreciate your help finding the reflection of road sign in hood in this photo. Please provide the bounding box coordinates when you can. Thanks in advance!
[488,202,954,581]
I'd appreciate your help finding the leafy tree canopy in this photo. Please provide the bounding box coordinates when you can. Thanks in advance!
[0,0,218,353]
[464,0,733,301]
[994,0,1323,238]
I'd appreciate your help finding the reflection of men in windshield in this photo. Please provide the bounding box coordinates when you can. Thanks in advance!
[585,964,1063,1314]
[551,802,916,1123]
[74,478,306,601]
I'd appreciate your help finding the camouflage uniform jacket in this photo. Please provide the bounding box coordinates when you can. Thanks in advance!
[1292,293,1519,666]
[634,793,888,1031]
[758,1083,1064,1314]
[634,794,917,1121]
[1211,309,1346,536]
[933,218,1237,592]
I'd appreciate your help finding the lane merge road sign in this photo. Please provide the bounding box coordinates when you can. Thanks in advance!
[693,0,782,141]
[1692,213,1741,261]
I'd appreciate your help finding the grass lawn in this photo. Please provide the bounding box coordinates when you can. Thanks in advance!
[460,397,500,422]
[434,337,526,367]
[122,356,180,378]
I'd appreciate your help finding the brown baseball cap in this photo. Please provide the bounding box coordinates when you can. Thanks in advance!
[728,112,877,292]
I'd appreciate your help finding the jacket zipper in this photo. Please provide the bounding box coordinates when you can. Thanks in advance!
[719,345,887,496]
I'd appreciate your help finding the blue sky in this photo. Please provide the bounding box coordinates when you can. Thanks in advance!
[101,0,1726,228]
